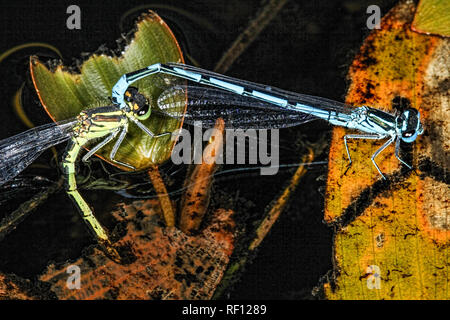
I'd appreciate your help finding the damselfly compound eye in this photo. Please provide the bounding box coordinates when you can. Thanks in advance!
[136,103,151,119]
[398,108,423,143]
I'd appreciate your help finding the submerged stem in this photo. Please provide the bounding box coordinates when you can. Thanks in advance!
[0,178,64,242]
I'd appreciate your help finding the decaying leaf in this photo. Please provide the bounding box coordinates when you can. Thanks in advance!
[324,1,449,299]
[39,199,235,300]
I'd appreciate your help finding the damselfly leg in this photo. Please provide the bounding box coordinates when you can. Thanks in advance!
[108,123,135,170]
[370,136,396,179]
[343,133,386,177]
[394,137,412,169]
[128,113,172,139]
[82,129,121,163]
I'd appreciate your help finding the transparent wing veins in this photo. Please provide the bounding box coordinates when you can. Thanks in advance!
[0,119,76,185]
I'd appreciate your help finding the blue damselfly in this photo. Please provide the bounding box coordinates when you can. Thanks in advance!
[112,63,424,179]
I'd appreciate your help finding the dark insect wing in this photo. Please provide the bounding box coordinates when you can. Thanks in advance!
[0,119,76,186]
[155,85,318,129]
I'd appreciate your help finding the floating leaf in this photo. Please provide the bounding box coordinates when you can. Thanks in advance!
[30,11,184,171]
[412,0,450,37]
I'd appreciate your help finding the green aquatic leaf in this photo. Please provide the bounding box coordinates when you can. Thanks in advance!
[412,0,450,37]
[30,11,184,171]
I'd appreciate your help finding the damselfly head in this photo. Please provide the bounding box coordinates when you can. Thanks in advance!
[124,86,152,120]
[396,108,424,143]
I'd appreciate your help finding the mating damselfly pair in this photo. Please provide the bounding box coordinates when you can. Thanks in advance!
[0,62,424,260]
